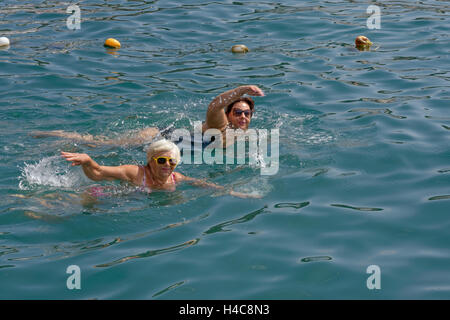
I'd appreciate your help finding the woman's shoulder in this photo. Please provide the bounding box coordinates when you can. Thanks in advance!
[121,164,141,173]
[118,164,142,184]
[173,171,186,182]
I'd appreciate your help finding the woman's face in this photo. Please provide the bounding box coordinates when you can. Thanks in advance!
[149,151,177,178]
[227,101,252,131]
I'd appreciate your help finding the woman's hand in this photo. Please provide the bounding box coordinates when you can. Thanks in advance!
[229,190,262,199]
[241,85,265,97]
[61,151,92,166]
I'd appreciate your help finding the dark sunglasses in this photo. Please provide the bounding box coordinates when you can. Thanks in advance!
[153,156,178,167]
[233,109,252,117]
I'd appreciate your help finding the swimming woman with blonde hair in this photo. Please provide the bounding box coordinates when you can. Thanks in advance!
[61,139,259,198]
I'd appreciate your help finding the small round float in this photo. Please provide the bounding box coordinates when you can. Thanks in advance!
[0,37,10,47]
[104,38,121,49]
[355,36,372,51]
[231,44,249,53]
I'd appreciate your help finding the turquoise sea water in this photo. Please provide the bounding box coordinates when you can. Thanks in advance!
[0,0,449,299]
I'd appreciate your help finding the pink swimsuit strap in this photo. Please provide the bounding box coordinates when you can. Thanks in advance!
[140,165,147,188]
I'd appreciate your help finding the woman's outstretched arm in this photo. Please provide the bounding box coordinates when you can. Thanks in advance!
[61,151,139,183]
[173,172,262,199]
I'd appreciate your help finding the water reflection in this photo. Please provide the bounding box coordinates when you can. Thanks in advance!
[331,204,384,212]
[274,202,310,210]
[95,238,199,268]
[152,280,186,298]
[203,205,269,235]
[299,256,332,263]
[428,195,450,201]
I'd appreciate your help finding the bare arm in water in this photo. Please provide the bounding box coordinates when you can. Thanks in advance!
[32,127,160,146]
[61,151,141,183]
[173,172,261,199]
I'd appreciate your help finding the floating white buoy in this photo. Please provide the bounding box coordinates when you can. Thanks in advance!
[0,37,10,47]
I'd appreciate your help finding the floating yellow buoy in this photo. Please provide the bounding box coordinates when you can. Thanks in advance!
[355,35,372,51]
[231,44,249,53]
[104,38,121,49]
[0,36,10,47]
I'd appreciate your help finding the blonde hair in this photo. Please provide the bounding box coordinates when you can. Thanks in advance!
[146,139,181,165]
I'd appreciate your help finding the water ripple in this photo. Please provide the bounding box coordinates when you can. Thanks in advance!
[428,195,450,201]
[152,280,186,298]
[203,205,268,235]
[274,202,310,210]
[330,204,384,212]
[94,238,200,268]
[298,256,332,263]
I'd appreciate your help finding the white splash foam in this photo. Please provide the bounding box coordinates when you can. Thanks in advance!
[19,155,87,190]
[233,175,272,198]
